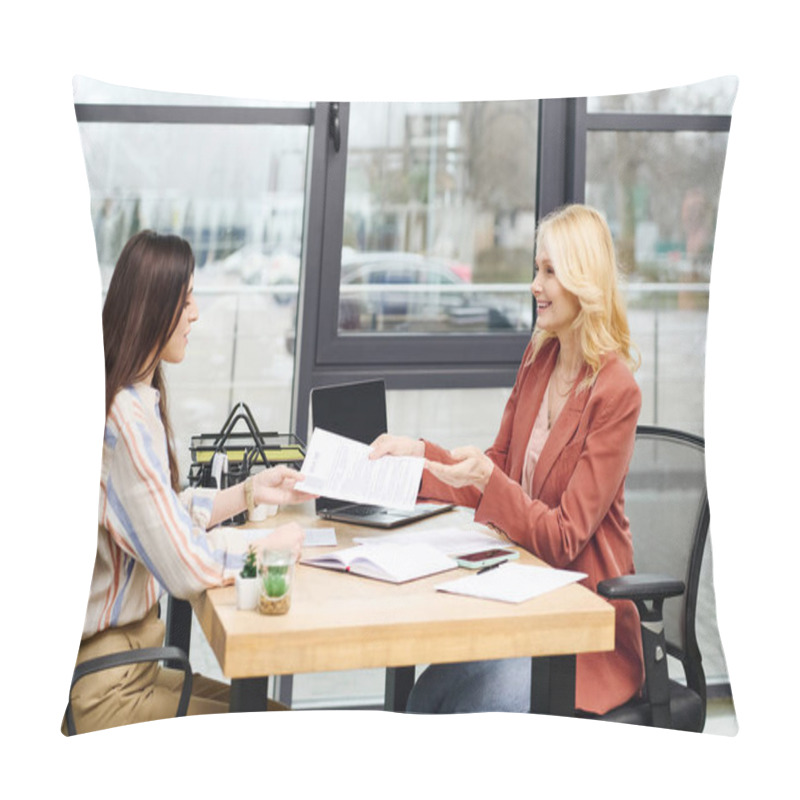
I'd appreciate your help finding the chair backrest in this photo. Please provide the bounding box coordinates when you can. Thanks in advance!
[624,425,709,700]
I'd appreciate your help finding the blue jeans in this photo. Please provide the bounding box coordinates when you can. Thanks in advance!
[406,658,532,714]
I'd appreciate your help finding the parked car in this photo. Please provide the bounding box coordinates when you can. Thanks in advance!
[198,244,300,304]
[340,251,472,324]
[284,250,531,353]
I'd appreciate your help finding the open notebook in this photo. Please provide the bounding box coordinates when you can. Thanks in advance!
[301,543,458,584]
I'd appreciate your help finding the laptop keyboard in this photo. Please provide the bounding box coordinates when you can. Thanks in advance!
[344,504,386,516]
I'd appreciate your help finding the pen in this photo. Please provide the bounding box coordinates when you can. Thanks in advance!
[477,561,506,575]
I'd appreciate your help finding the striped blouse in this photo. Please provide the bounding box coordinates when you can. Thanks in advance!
[83,383,248,639]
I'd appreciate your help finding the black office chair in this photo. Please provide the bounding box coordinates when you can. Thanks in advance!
[65,598,194,736]
[594,425,709,732]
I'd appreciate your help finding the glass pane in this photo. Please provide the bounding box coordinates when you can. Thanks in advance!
[587,76,737,114]
[339,100,537,336]
[586,129,728,436]
[586,130,727,285]
[627,302,707,435]
[79,120,310,481]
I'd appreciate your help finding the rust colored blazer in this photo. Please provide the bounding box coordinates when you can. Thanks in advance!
[419,338,645,714]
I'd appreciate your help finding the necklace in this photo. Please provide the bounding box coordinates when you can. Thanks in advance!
[553,356,580,394]
[547,358,581,429]
[552,368,576,397]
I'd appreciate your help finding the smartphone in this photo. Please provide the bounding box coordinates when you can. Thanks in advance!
[454,548,519,569]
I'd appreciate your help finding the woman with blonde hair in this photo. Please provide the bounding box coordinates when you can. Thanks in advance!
[371,204,644,714]
[66,230,315,733]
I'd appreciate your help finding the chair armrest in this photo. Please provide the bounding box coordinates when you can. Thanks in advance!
[597,573,685,603]
[66,646,193,735]
[598,574,685,729]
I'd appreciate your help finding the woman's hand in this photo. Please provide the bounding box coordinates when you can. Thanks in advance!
[251,522,305,562]
[369,433,425,460]
[253,465,318,507]
[425,446,494,493]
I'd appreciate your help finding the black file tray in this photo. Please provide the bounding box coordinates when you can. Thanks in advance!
[187,402,305,524]
[190,431,305,469]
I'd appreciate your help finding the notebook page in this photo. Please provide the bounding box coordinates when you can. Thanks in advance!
[303,543,457,583]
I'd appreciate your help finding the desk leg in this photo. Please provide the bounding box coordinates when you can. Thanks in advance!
[230,678,269,712]
[530,655,576,716]
[272,674,294,708]
[384,666,416,712]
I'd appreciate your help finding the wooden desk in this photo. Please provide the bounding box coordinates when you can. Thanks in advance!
[192,506,615,715]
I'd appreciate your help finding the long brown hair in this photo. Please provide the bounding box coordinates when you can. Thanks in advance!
[102,230,195,490]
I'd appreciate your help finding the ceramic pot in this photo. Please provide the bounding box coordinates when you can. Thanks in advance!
[235,574,260,610]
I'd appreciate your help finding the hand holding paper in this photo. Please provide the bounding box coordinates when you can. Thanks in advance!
[297,428,424,510]
[368,433,425,459]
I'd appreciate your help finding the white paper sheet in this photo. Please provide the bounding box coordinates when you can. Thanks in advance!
[241,527,336,548]
[303,528,337,547]
[296,427,424,510]
[436,562,587,604]
[354,526,508,556]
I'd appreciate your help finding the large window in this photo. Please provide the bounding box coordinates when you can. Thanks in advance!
[75,77,313,480]
[291,102,537,442]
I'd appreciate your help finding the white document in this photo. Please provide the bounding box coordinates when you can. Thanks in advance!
[354,526,508,556]
[303,528,337,547]
[436,562,587,604]
[302,543,458,584]
[242,527,337,548]
[296,427,424,511]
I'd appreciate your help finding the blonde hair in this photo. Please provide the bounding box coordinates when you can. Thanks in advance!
[530,204,639,386]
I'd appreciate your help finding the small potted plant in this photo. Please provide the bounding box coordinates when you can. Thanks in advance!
[235,545,260,610]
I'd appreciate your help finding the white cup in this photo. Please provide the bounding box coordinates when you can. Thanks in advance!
[248,503,278,522]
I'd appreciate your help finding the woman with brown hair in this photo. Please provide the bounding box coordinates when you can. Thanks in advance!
[371,204,645,715]
[67,230,313,733]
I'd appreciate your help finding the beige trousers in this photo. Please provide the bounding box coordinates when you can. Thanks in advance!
[64,605,233,735]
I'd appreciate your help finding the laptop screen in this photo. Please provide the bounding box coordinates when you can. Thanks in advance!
[310,379,388,512]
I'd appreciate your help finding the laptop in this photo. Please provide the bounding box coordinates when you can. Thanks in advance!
[309,379,454,528]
